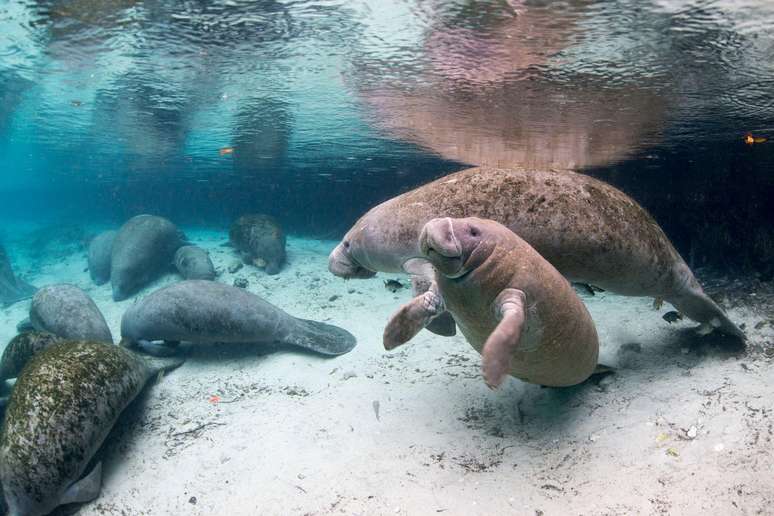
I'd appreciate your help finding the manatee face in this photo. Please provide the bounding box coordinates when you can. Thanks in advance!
[328,237,377,279]
[111,261,150,302]
[420,217,495,278]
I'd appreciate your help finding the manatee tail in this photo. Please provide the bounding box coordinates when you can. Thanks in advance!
[286,318,357,356]
[668,288,746,340]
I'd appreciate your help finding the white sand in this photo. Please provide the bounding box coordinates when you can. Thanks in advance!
[1,227,773,515]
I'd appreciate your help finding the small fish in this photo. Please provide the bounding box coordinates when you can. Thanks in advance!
[372,400,380,421]
[744,133,767,145]
[219,147,235,156]
[208,394,221,404]
[662,311,683,324]
[70,100,82,107]
[384,279,404,293]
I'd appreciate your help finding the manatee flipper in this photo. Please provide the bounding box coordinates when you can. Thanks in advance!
[131,340,180,357]
[383,285,445,350]
[592,364,615,376]
[284,319,357,356]
[60,461,102,506]
[668,288,746,340]
[482,289,527,390]
[410,269,456,337]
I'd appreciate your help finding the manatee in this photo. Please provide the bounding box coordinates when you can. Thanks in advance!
[0,341,183,516]
[29,284,113,343]
[0,331,63,383]
[111,214,185,301]
[330,166,744,339]
[87,230,117,285]
[174,245,216,280]
[120,280,356,356]
[384,217,601,388]
[0,244,36,307]
[229,214,286,275]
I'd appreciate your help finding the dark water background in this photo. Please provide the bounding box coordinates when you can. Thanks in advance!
[1,0,772,273]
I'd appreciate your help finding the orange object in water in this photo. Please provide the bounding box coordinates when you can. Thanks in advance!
[219,147,235,156]
[744,133,767,145]
[209,395,221,404]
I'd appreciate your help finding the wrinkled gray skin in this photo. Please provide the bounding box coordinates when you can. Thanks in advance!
[174,245,216,280]
[111,215,185,301]
[229,214,286,275]
[329,166,744,340]
[87,230,117,285]
[0,244,36,307]
[121,280,356,356]
[29,284,113,343]
[0,341,183,516]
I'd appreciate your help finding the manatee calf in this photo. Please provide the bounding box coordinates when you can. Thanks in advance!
[87,230,117,285]
[229,214,286,275]
[174,245,216,280]
[330,166,744,339]
[121,280,356,356]
[111,214,185,301]
[29,284,113,343]
[0,244,36,307]
[0,341,183,516]
[384,217,600,388]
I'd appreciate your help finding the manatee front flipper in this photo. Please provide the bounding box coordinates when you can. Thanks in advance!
[60,461,102,506]
[481,289,527,390]
[383,285,445,350]
[410,268,456,337]
[285,319,357,356]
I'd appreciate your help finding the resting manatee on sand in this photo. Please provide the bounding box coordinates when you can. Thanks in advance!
[0,341,183,516]
[27,284,113,343]
[87,230,117,286]
[330,166,744,339]
[174,245,216,280]
[384,217,601,388]
[120,280,356,356]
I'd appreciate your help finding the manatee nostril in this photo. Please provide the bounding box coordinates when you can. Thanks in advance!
[470,227,479,237]
[343,241,350,249]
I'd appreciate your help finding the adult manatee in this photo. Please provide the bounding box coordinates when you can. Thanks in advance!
[0,341,183,516]
[111,214,185,301]
[29,284,113,343]
[87,230,117,285]
[329,166,744,339]
[120,280,356,356]
[229,214,286,275]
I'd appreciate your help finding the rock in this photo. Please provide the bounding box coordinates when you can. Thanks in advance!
[233,278,248,289]
[228,261,243,273]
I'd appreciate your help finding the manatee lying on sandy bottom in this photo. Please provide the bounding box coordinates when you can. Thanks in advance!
[120,280,356,356]
[111,214,185,301]
[87,230,117,285]
[174,245,216,280]
[384,217,602,388]
[0,341,183,516]
[330,166,744,340]
[28,284,113,343]
[229,214,286,275]
[0,244,36,307]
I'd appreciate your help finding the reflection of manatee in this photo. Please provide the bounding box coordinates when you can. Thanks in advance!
[174,245,216,280]
[88,230,117,285]
[121,280,356,356]
[330,166,744,339]
[0,244,36,307]
[0,341,183,516]
[111,215,185,301]
[229,214,286,275]
[29,284,113,343]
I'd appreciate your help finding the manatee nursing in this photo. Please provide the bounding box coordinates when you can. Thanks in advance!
[29,284,113,343]
[330,166,744,339]
[0,341,183,516]
[111,214,185,301]
[0,244,36,307]
[229,214,286,275]
[121,280,356,356]
[87,230,117,285]
[384,217,600,388]
[174,245,216,280]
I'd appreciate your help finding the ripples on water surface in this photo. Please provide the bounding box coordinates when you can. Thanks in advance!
[0,0,772,268]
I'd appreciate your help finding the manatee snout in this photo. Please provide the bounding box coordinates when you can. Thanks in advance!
[327,242,377,279]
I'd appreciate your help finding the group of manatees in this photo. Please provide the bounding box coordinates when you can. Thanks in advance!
[331,166,746,388]
[0,214,351,515]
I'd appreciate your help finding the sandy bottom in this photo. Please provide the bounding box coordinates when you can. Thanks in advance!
[1,226,773,516]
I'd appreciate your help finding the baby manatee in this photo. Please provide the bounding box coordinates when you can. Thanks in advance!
[120,280,356,356]
[229,214,286,275]
[111,214,185,301]
[87,230,117,285]
[29,284,113,343]
[174,245,216,280]
[0,341,184,516]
